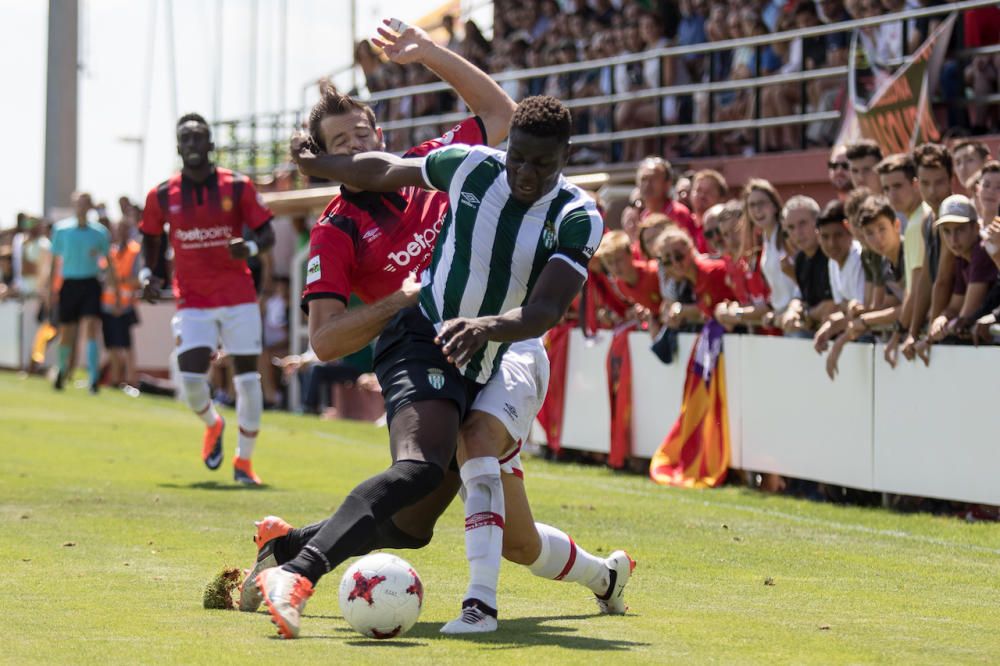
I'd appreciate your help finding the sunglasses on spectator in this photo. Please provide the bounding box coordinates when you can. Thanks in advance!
[828,161,849,170]
[659,251,687,266]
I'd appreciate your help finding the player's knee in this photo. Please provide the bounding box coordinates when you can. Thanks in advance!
[382,460,444,500]
[459,413,507,461]
[502,528,542,566]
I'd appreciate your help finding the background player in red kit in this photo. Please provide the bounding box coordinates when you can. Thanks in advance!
[140,113,275,485]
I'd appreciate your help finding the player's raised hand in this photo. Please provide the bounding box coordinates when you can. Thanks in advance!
[373,18,433,65]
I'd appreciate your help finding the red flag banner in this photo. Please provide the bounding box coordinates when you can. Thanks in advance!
[607,322,639,469]
[650,320,730,488]
[537,322,574,454]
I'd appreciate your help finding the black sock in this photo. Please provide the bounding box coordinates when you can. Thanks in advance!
[273,516,431,565]
[282,460,443,585]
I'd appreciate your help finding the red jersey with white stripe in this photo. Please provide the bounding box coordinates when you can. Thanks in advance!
[140,167,273,309]
[301,117,487,310]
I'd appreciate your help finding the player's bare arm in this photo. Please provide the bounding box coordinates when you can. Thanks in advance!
[308,273,421,361]
[290,134,426,191]
[436,260,585,367]
[374,18,515,145]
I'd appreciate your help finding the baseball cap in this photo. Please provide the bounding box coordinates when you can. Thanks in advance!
[934,194,977,227]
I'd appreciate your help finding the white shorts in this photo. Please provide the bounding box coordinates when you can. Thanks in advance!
[171,303,263,357]
[470,338,550,479]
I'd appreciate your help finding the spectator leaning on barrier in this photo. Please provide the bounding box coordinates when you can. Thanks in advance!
[780,196,835,334]
[950,140,991,194]
[845,197,906,344]
[817,199,865,309]
[812,199,865,355]
[923,195,998,346]
[741,178,801,328]
[658,226,737,329]
[846,139,884,193]
[828,145,853,203]
[902,143,955,364]
[877,153,931,300]
[594,230,663,313]
[713,200,772,331]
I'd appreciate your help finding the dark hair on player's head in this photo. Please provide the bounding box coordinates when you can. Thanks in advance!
[912,142,953,177]
[308,84,377,152]
[177,113,210,132]
[510,95,572,145]
[845,139,883,163]
[857,196,897,228]
[876,153,917,181]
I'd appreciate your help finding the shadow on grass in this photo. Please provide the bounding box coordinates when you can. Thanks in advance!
[263,614,646,651]
[408,613,649,652]
[158,481,274,491]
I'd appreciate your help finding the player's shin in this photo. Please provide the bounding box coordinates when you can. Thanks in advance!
[528,522,610,595]
[461,457,504,614]
[234,371,263,459]
[180,372,220,426]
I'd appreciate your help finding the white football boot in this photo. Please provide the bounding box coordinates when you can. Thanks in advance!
[256,567,314,639]
[595,550,635,615]
[440,600,499,634]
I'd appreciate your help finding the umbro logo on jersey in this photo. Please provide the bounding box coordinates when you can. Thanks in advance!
[460,192,481,207]
[503,403,518,420]
[362,228,382,242]
[169,204,182,214]
[427,368,445,390]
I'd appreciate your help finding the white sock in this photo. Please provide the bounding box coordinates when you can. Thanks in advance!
[233,371,263,460]
[461,457,504,613]
[180,372,219,427]
[528,522,610,596]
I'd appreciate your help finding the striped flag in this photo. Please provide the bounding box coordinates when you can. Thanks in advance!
[650,320,730,488]
[536,322,574,454]
[607,322,639,469]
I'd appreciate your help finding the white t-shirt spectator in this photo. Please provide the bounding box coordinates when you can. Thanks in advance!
[760,226,801,313]
[828,240,866,305]
[263,293,288,348]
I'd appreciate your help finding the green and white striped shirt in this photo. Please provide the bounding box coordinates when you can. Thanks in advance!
[418,143,604,385]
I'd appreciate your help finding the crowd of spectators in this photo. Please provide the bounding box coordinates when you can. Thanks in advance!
[349,0,999,161]
[578,135,999,514]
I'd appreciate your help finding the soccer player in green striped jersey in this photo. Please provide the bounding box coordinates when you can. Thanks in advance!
[260,97,627,637]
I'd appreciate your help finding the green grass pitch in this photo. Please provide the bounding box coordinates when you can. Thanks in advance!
[2,372,999,664]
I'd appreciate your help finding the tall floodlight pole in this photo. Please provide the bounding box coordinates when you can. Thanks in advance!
[43,0,79,217]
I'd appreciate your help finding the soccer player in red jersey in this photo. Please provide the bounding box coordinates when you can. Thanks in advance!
[244,23,631,638]
[139,113,275,485]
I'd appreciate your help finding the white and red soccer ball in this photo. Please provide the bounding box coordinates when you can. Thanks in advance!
[338,553,423,639]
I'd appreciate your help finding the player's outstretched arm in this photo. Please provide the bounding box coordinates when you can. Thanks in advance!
[374,18,515,145]
[290,133,426,191]
[436,261,585,367]
[308,273,421,361]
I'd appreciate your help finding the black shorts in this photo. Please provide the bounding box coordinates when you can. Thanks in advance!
[374,305,483,424]
[58,278,102,324]
[101,309,139,349]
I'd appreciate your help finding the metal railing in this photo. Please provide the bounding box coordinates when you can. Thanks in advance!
[214,0,999,177]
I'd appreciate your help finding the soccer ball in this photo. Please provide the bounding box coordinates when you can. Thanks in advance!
[338,553,423,639]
